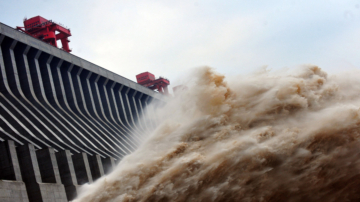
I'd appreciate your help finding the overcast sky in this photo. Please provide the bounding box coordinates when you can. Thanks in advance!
[1,0,360,88]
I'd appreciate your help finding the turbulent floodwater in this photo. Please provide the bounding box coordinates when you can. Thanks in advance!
[74,66,360,202]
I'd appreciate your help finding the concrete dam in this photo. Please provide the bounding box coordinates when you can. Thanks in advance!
[0,22,164,202]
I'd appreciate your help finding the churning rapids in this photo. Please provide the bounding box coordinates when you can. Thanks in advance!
[74,66,360,202]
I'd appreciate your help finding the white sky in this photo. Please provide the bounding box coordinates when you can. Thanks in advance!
[1,0,360,89]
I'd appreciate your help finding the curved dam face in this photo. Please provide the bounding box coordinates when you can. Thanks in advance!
[0,23,163,202]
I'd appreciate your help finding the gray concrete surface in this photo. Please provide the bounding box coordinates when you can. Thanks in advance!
[0,140,29,202]
[17,144,67,202]
[72,152,93,185]
[56,150,80,201]
[0,180,28,202]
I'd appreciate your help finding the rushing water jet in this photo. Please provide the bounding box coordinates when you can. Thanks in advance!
[74,66,360,202]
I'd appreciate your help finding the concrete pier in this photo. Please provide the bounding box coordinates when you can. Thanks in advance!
[17,144,67,202]
[56,150,80,201]
[0,140,28,202]
[89,154,105,181]
[72,152,93,186]
[0,140,22,181]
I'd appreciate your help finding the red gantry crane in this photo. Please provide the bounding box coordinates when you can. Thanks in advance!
[16,16,72,53]
[136,72,170,95]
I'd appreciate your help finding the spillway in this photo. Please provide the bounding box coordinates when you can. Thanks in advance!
[0,22,164,202]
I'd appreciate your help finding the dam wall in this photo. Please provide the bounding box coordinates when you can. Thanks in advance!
[0,22,163,201]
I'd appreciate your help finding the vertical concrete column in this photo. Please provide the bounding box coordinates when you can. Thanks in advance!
[36,147,62,184]
[72,152,93,185]
[17,144,67,202]
[56,150,79,201]
[101,156,116,174]
[0,140,29,202]
[16,144,43,202]
[0,140,22,181]
[88,154,104,180]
